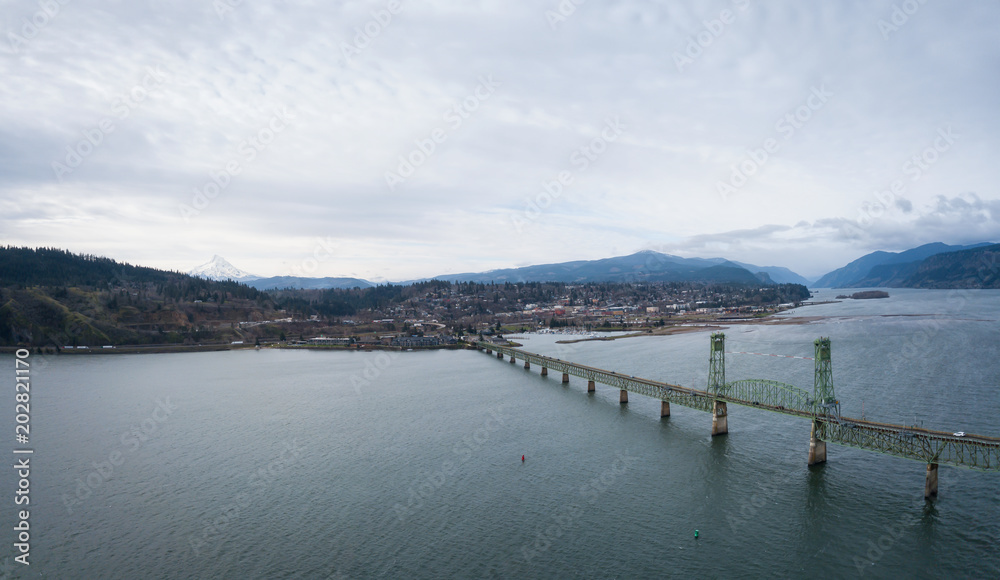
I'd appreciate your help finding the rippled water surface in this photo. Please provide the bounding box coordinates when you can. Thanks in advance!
[1,289,998,578]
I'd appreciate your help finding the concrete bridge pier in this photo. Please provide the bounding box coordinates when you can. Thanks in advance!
[925,463,939,499]
[497,352,503,359]
[509,354,516,364]
[808,420,827,465]
[620,389,628,404]
[587,380,595,393]
[562,372,570,384]
[660,401,670,418]
[541,367,547,376]
[712,401,728,436]
[524,361,530,369]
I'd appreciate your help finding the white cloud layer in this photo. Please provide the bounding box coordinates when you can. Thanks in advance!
[1,0,998,280]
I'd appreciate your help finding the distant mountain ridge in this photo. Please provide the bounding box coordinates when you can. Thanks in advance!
[815,242,994,288]
[247,276,374,290]
[188,256,373,290]
[408,251,798,285]
[901,243,1000,288]
[187,250,809,289]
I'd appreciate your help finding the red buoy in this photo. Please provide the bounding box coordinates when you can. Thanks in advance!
[521,455,525,462]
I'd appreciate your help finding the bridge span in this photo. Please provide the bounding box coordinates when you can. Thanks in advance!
[475,333,1000,499]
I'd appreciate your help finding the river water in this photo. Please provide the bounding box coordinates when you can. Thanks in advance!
[1,288,998,578]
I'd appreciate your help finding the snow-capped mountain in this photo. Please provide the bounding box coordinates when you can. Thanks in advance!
[188,255,260,281]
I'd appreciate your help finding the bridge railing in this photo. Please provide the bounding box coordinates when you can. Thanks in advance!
[477,341,716,412]
[718,379,814,415]
[816,419,1000,471]
[477,341,1000,471]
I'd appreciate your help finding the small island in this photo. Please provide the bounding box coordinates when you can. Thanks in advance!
[836,291,890,300]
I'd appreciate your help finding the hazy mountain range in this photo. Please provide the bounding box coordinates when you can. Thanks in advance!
[188,256,373,290]
[401,251,813,286]
[190,242,999,290]
[189,252,810,289]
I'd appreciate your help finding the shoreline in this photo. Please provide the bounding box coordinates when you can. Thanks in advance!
[0,342,468,355]
[7,303,990,355]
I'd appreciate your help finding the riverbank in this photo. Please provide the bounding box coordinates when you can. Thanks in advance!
[0,343,241,355]
[555,324,725,344]
[553,304,833,344]
[0,342,470,355]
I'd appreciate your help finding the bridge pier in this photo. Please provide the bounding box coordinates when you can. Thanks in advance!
[620,389,628,404]
[808,420,827,465]
[524,361,530,369]
[587,380,595,393]
[541,367,548,376]
[712,401,728,436]
[660,401,670,418]
[509,354,516,364]
[562,372,570,384]
[497,352,503,359]
[925,463,939,499]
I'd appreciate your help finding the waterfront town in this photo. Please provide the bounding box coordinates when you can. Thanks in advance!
[250,280,811,349]
[0,250,808,352]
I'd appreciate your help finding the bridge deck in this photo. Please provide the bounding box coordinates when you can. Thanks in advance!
[477,341,1000,471]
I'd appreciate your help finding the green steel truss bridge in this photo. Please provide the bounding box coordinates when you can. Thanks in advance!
[475,333,1000,498]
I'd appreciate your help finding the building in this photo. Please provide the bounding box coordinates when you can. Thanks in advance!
[308,336,355,346]
[391,336,442,347]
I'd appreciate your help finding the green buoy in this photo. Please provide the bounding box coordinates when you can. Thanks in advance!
[694,530,699,539]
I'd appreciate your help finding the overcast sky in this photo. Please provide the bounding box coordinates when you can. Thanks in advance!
[2,1,998,281]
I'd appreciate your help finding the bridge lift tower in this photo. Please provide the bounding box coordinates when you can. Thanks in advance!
[709,332,728,436]
[809,337,835,464]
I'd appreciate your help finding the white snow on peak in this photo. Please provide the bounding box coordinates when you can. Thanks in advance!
[188,255,260,281]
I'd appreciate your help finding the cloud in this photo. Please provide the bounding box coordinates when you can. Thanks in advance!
[1,1,999,280]
[649,193,1000,276]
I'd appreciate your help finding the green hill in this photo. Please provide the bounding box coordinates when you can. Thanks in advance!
[0,247,271,347]
[899,244,1000,289]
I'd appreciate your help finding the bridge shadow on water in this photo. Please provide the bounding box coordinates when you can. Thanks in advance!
[805,461,828,511]
[708,432,730,457]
